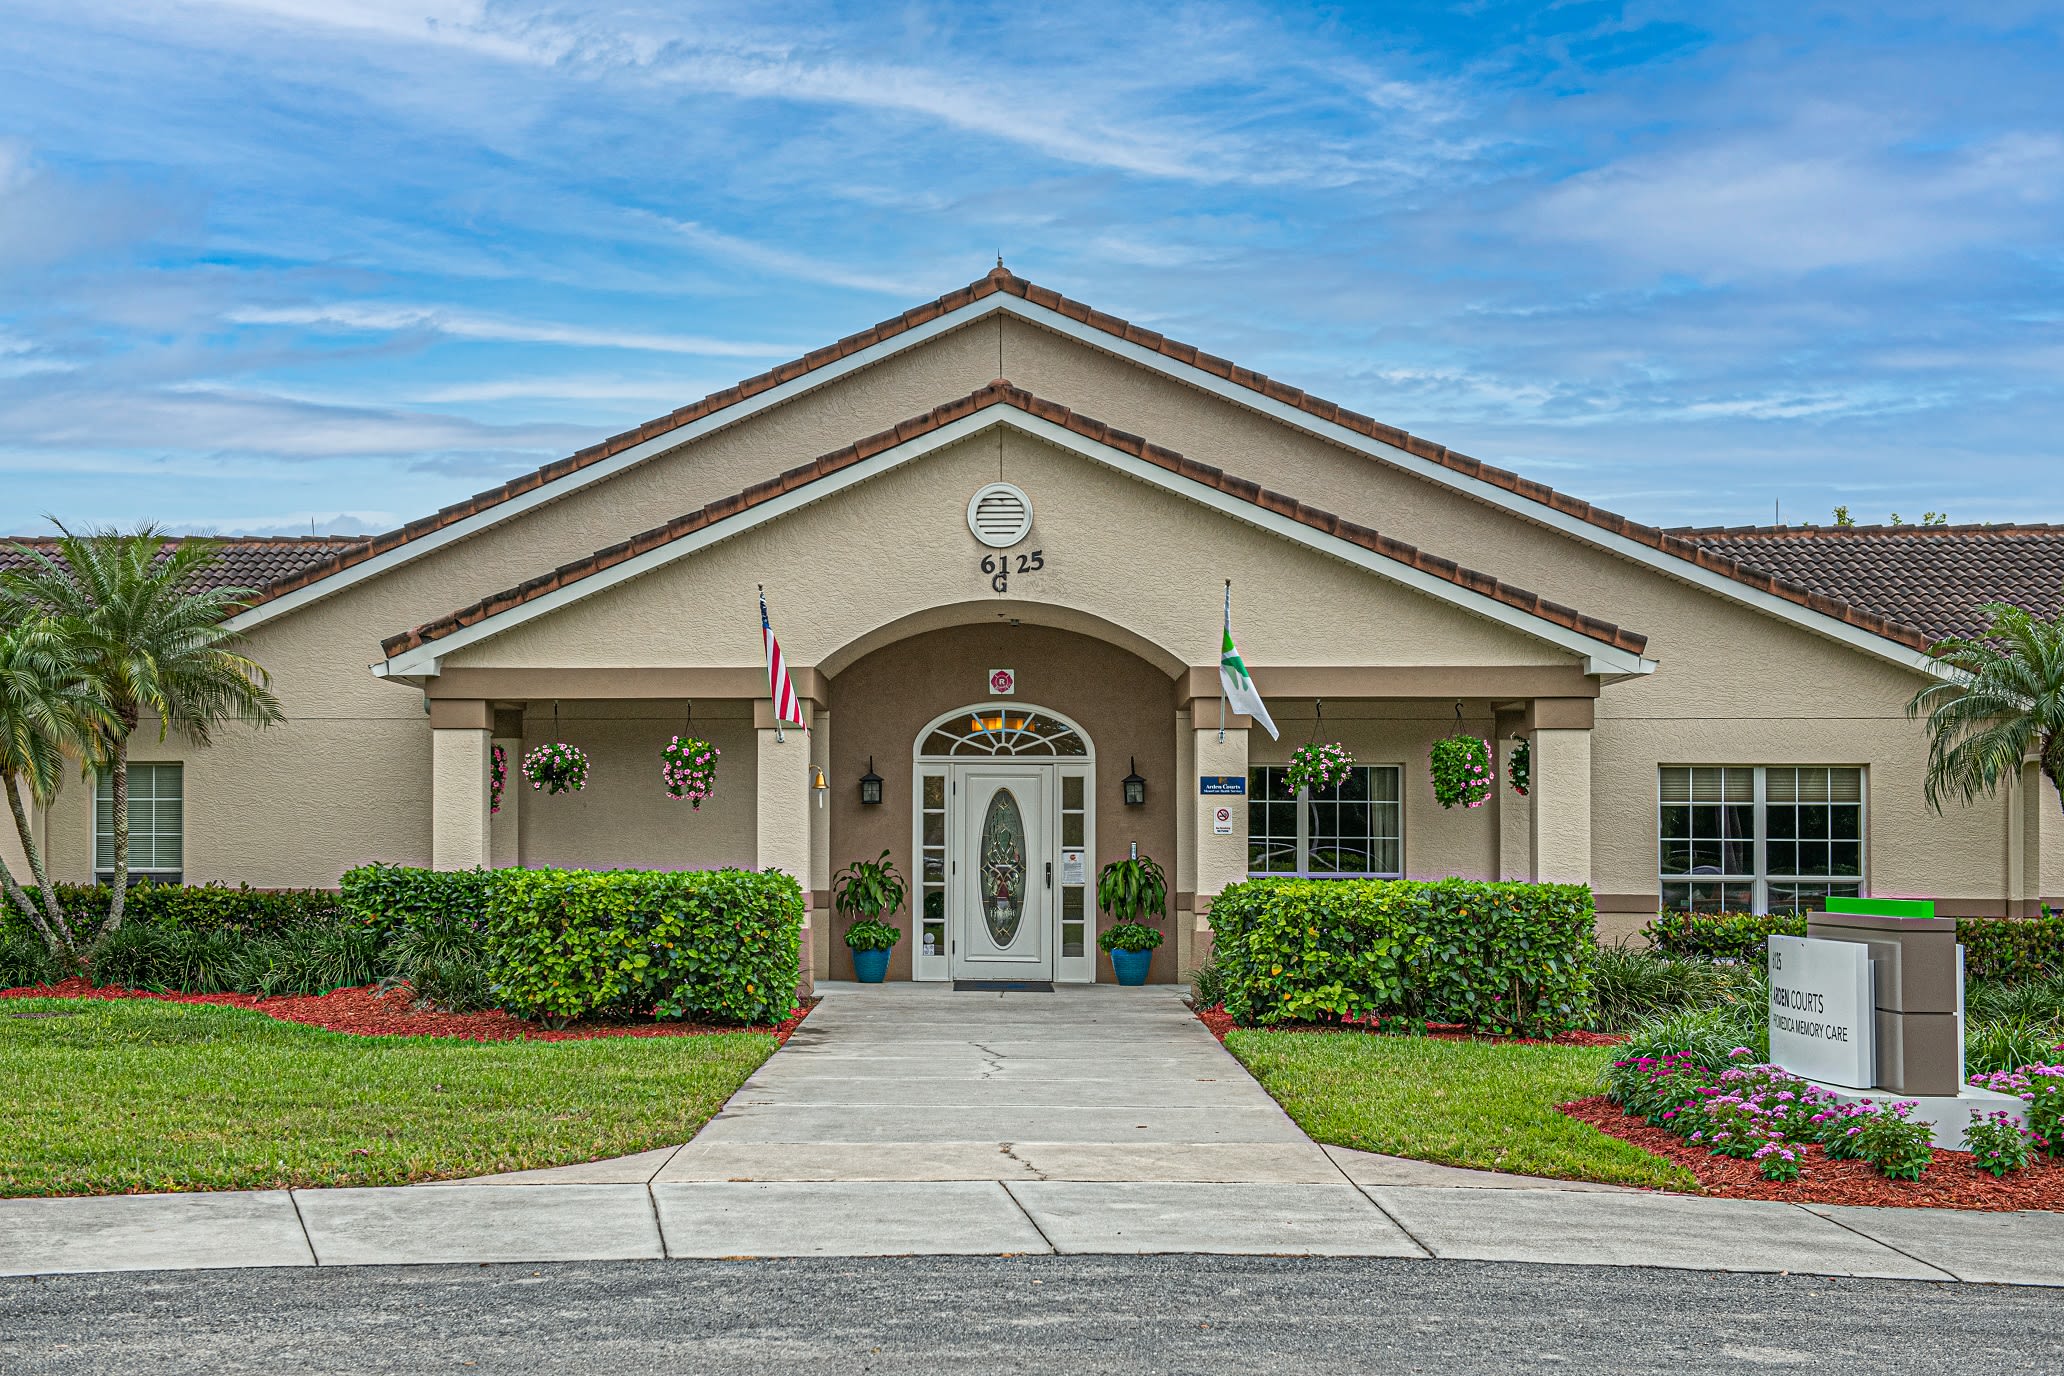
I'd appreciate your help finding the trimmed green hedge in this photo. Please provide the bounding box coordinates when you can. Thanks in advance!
[343,863,804,1025]
[32,882,347,935]
[1647,910,2064,983]
[1207,878,1595,1035]
[340,863,496,937]
[486,868,803,1026]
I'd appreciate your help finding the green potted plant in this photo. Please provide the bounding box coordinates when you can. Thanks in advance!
[834,849,906,983]
[1095,852,1167,985]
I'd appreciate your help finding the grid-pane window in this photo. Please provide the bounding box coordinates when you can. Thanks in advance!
[1659,765,1863,915]
[1059,772,1088,959]
[95,763,183,884]
[916,769,947,970]
[1247,765,1403,878]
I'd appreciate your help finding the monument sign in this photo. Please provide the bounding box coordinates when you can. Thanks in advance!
[1767,934,1874,1088]
[1768,897,2025,1148]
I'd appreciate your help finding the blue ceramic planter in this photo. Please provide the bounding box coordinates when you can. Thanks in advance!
[851,947,892,983]
[1108,947,1153,986]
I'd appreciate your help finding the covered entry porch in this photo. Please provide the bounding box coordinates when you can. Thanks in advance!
[415,629,1612,988]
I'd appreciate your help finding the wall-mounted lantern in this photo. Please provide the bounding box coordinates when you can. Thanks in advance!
[1122,756,1147,807]
[859,756,885,806]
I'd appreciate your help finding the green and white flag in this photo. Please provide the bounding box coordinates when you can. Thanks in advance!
[1218,584,1279,740]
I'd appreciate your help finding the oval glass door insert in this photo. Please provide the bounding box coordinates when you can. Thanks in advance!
[979,787,1027,946]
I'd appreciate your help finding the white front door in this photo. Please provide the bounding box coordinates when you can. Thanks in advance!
[953,765,1054,981]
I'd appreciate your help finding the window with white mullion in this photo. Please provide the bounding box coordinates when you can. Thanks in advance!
[1660,765,1864,915]
[1247,765,1402,879]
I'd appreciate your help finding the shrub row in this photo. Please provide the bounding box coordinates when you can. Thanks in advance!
[1207,877,1594,1035]
[2,882,350,936]
[1647,910,2064,982]
[342,863,803,1026]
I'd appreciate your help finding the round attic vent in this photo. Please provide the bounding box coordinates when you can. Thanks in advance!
[967,482,1033,548]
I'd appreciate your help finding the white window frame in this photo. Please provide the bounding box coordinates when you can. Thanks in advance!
[94,762,185,886]
[1247,763,1405,879]
[912,703,1096,984]
[1657,765,1868,914]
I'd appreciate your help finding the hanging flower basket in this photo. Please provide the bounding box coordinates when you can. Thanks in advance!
[1284,741,1355,796]
[1508,737,1530,798]
[523,742,590,795]
[491,744,507,815]
[1430,736,1494,809]
[662,734,720,808]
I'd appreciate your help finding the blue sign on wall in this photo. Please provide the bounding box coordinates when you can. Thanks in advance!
[1199,775,1247,795]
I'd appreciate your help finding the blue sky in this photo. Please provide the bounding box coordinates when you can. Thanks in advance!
[0,0,2059,536]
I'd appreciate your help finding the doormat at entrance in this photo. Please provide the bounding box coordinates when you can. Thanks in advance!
[952,980,1055,993]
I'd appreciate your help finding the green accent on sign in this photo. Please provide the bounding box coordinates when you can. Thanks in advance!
[1825,896,1936,919]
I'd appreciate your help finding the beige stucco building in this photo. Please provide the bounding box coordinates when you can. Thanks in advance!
[6,269,2061,984]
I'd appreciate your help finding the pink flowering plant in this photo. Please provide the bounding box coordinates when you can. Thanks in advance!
[661,734,720,808]
[1969,1063,2064,1156]
[1429,736,1494,809]
[1508,736,1530,797]
[490,744,507,815]
[1962,1110,2035,1177]
[1284,741,1354,796]
[1606,1045,1949,1183]
[522,742,590,794]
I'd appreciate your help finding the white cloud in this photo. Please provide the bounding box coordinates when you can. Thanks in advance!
[226,302,799,357]
[663,220,928,296]
[1524,129,2064,277]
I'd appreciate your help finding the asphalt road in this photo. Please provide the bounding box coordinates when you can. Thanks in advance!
[2,1255,2053,1375]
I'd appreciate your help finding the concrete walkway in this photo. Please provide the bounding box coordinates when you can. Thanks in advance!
[3,983,2063,1283]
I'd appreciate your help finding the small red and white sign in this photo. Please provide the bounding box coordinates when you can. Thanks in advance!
[1213,806,1234,835]
[989,668,1016,696]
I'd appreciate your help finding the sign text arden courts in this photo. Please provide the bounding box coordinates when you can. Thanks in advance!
[1767,934,1875,1088]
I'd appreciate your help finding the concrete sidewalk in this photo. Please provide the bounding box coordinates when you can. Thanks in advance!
[2,983,2061,1283]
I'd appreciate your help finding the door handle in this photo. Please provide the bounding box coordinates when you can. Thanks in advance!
[1046,861,1053,889]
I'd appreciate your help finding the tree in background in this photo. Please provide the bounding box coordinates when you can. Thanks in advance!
[1908,600,2064,824]
[0,619,113,958]
[0,524,283,937]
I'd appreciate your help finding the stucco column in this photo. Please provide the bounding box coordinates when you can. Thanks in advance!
[1191,715,1249,973]
[808,707,831,986]
[1529,725,1593,887]
[1493,708,1531,882]
[429,699,493,872]
[757,700,815,996]
[490,734,522,869]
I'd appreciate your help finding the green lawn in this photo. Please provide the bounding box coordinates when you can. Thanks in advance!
[0,997,775,1196]
[1224,1029,1697,1191]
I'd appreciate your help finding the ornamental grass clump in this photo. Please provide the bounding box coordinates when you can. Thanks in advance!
[661,734,720,807]
[523,742,589,794]
[1429,736,1494,809]
[1962,1110,2035,1177]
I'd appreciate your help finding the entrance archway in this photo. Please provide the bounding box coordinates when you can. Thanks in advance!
[912,704,1096,983]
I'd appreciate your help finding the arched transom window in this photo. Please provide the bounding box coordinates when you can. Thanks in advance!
[920,707,1088,758]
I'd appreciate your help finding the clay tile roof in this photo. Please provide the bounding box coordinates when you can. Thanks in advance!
[381,381,1652,662]
[1665,524,2064,643]
[0,536,371,597]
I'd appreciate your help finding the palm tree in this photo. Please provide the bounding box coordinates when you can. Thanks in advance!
[0,617,112,957]
[1907,600,2064,824]
[0,523,283,935]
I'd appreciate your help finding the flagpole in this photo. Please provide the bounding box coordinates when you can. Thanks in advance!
[760,584,785,744]
[1219,581,1230,744]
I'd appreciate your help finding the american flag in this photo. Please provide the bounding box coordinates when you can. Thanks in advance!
[760,588,805,731]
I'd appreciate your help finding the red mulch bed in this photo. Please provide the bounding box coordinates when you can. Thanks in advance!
[1562,1094,2064,1212]
[1,978,814,1045]
[1191,1003,1623,1048]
